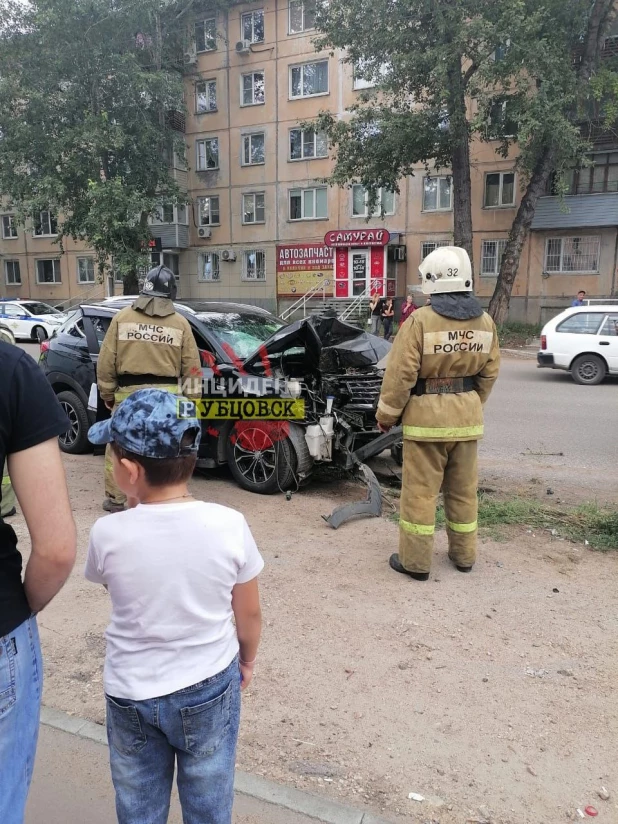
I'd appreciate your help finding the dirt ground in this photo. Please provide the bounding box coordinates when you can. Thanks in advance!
[12,453,618,824]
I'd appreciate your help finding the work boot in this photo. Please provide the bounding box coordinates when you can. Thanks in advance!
[389,553,430,581]
[102,498,125,513]
[456,565,473,573]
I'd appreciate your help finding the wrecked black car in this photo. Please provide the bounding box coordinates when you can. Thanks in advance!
[39,300,402,502]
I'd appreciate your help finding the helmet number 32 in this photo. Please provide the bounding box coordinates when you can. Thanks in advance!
[447,268,459,276]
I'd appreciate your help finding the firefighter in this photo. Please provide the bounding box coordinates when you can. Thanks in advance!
[376,247,500,580]
[97,264,202,512]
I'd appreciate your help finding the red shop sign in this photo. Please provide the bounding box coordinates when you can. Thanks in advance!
[324,229,390,248]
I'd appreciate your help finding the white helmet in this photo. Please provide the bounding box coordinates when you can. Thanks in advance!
[419,246,473,295]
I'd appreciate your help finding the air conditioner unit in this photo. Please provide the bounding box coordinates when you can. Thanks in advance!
[184,48,197,65]
[221,249,236,262]
[198,227,211,239]
[394,245,407,262]
[236,40,251,55]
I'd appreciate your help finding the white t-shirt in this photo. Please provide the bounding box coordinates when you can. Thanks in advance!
[85,501,264,701]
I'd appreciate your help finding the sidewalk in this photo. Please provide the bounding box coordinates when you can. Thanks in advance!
[27,712,391,824]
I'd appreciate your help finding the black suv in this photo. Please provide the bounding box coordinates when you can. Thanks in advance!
[39,299,399,494]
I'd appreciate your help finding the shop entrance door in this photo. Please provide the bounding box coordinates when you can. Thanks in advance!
[350,250,370,296]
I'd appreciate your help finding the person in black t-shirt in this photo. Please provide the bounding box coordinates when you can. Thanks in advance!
[0,342,76,823]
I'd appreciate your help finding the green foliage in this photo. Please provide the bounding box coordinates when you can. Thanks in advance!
[0,0,190,287]
[496,322,542,348]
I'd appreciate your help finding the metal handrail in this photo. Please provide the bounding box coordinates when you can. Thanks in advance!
[279,279,330,321]
[339,286,370,322]
[56,281,106,312]
[583,298,618,305]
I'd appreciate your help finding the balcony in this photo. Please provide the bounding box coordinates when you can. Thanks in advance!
[150,204,189,249]
[532,191,618,230]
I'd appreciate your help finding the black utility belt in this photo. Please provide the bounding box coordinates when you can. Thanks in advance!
[116,374,178,387]
[413,377,476,396]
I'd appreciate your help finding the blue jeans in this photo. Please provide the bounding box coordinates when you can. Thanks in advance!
[106,657,241,824]
[0,616,43,824]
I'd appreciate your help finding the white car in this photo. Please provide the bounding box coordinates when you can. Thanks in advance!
[538,303,618,385]
[0,300,68,341]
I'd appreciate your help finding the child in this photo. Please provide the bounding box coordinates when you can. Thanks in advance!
[85,388,263,824]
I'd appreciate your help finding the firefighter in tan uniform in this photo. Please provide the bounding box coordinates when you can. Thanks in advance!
[96,265,202,511]
[376,247,500,580]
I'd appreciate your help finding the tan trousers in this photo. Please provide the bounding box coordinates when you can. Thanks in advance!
[1,460,16,517]
[104,383,179,505]
[399,439,479,574]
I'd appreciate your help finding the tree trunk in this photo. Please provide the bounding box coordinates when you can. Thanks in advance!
[488,148,555,324]
[123,270,139,295]
[447,60,474,270]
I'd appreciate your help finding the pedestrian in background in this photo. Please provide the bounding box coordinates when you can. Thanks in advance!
[572,290,586,306]
[382,297,395,341]
[85,389,263,824]
[400,294,417,325]
[369,292,384,335]
[0,342,76,824]
[97,264,202,512]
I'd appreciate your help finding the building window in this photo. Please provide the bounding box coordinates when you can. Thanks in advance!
[423,177,452,211]
[290,61,328,98]
[243,193,265,224]
[243,250,266,281]
[351,185,395,217]
[241,10,264,44]
[196,80,217,113]
[163,203,175,223]
[561,152,618,195]
[197,196,220,226]
[4,260,21,285]
[486,99,517,139]
[33,211,57,236]
[177,204,188,225]
[544,236,600,274]
[481,240,508,277]
[36,259,61,284]
[242,133,265,166]
[198,252,220,282]
[421,240,451,260]
[289,0,315,33]
[77,257,95,284]
[196,137,219,171]
[2,215,17,239]
[195,18,216,52]
[289,187,328,220]
[484,172,515,207]
[352,60,388,90]
[289,128,327,160]
[241,72,265,106]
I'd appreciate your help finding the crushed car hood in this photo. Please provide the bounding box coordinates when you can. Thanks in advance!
[243,313,392,373]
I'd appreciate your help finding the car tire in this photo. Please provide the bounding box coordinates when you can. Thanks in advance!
[226,421,298,494]
[32,325,47,342]
[570,354,606,386]
[56,390,91,454]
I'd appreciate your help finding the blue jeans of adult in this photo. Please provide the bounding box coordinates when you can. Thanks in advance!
[0,616,43,824]
[371,316,381,335]
[106,656,241,824]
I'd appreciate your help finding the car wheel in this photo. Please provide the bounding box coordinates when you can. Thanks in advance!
[571,354,606,386]
[56,390,91,454]
[32,325,48,342]
[226,422,297,494]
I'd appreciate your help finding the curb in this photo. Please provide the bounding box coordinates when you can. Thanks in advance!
[500,347,537,359]
[40,706,393,824]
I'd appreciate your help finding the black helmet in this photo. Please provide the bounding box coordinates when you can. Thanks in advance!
[141,264,177,300]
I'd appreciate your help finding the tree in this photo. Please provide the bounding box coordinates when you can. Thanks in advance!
[488,0,618,322]
[0,0,189,294]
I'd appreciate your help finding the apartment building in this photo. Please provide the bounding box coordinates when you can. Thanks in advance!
[1,0,616,323]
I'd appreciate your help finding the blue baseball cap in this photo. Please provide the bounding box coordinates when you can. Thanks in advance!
[88,388,201,458]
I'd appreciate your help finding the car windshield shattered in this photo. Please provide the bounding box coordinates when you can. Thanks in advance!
[195,311,284,360]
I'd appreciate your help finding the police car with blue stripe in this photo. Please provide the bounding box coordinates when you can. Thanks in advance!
[0,299,68,341]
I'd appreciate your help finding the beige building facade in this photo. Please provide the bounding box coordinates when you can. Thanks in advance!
[2,0,617,323]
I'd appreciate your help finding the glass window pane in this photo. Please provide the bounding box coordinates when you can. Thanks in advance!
[252,134,265,163]
[545,238,562,271]
[290,129,302,160]
[242,14,252,41]
[316,131,327,157]
[600,314,618,337]
[303,189,314,218]
[243,195,254,222]
[557,313,603,334]
[195,22,205,52]
[315,61,328,93]
[253,11,264,42]
[352,185,366,216]
[439,177,451,208]
[304,0,316,30]
[382,189,394,214]
[303,129,315,158]
[423,178,437,210]
[196,84,207,112]
[485,174,500,207]
[291,67,301,97]
[289,0,303,32]
[481,242,497,274]
[254,73,264,103]
[243,137,250,165]
[592,164,606,193]
[242,74,253,105]
[256,194,265,222]
[502,173,515,204]
[608,163,618,192]
[315,187,327,218]
[290,191,301,220]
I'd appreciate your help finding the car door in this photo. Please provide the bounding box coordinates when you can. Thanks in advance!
[597,314,618,373]
[553,311,606,367]
[81,308,116,422]
[1,303,30,338]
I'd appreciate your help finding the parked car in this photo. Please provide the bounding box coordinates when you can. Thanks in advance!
[0,299,68,340]
[538,303,618,384]
[39,299,401,494]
